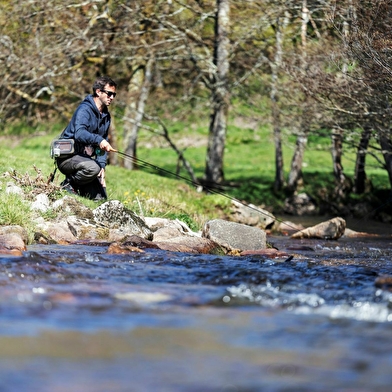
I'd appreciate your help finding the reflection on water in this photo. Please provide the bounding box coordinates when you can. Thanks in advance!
[0,232,392,391]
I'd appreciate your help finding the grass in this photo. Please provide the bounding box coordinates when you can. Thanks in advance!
[0,116,390,240]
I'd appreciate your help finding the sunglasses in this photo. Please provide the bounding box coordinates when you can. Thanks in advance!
[101,89,117,98]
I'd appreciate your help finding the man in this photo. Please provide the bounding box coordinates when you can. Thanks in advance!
[57,76,117,200]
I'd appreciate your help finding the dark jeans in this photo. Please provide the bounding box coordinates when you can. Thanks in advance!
[57,154,107,200]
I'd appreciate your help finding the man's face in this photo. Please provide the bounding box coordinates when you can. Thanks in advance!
[97,84,117,107]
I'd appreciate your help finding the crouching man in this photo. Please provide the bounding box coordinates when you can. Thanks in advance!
[57,76,117,201]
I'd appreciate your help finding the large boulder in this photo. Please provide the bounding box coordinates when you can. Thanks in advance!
[202,219,267,252]
[291,217,346,240]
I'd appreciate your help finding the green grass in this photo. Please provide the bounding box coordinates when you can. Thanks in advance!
[0,117,390,238]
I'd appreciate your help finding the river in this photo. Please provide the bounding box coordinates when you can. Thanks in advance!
[0,218,391,391]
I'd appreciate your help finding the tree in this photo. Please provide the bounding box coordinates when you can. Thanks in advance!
[204,0,230,185]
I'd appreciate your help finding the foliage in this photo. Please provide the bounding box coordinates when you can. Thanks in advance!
[0,191,34,236]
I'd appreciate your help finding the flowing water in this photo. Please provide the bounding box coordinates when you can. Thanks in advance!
[0,219,392,391]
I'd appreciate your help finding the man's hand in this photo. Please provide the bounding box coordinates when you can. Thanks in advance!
[98,169,106,188]
[99,139,116,152]
[84,146,94,156]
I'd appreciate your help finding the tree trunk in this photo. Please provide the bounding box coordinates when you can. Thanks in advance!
[287,132,308,192]
[378,128,392,189]
[331,128,350,199]
[286,1,309,193]
[353,126,371,194]
[271,13,289,192]
[123,57,154,170]
[204,0,230,186]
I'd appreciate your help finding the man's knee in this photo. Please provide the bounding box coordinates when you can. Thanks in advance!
[74,161,101,184]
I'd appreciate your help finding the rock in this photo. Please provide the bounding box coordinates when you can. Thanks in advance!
[0,233,26,252]
[284,193,318,215]
[107,243,145,254]
[240,248,291,259]
[31,193,50,212]
[202,219,266,252]
[0,247,23,256]
[153,226,184,241]
[52,196,94,219]
[375,275,392,291]
[276,221,305,234]
[291,217,346,240]
[230,200,276,229]
[36,220,77,244]
[108,235,160,254]
[156,236,224,254]
[5,182,24,196]
[66,216,109,240]
[343,228,376,237]
[93,200,153,240]
[144,217,172,231]
[0,225,29,243]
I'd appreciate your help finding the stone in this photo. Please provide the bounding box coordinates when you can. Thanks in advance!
[230,200,275,229]
[291,217,346,240]
[5,183,24,196]
[31,193,50,212]
[284,193,317,215]
[0,233,26,252]
[93,200,153,240]
[0,225,29,243]
[66,216,109,240]
[240,248,291,259]
[202,219,267,252]
[107,243,145,254]
[52,196,94,219]
[155,236,224,254]
[40,220,77,244]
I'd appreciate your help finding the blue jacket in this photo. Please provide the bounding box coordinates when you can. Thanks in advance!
[61,95,111,168]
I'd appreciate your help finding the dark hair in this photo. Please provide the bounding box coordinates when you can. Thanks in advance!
[92,76,117,96]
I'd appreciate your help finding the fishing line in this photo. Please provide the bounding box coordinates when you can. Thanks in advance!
[114,149,298,231]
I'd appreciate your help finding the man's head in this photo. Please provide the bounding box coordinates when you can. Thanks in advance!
[92,76,117,110]
[92,76,117,97]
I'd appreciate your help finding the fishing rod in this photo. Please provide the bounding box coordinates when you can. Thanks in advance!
[112,149,296,231]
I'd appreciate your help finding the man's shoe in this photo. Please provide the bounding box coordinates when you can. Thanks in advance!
[60,178,76,194]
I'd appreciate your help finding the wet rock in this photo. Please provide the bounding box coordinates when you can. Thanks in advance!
[156,236,224,255]
[202,219,267,252]
[276,221,305,235]
[343,228,376,238]
[240,248,291,259]
[107,243,145,254]
[0,225,28,243]
[284,193,318,215]
[93,200,153,240]
[230,200,276,229]
[291,217,346,240]
[121,235,160,250]
[375,275,392,291]
[0,233,26,252]
[0,247,23,256]
[107,235,160,254]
